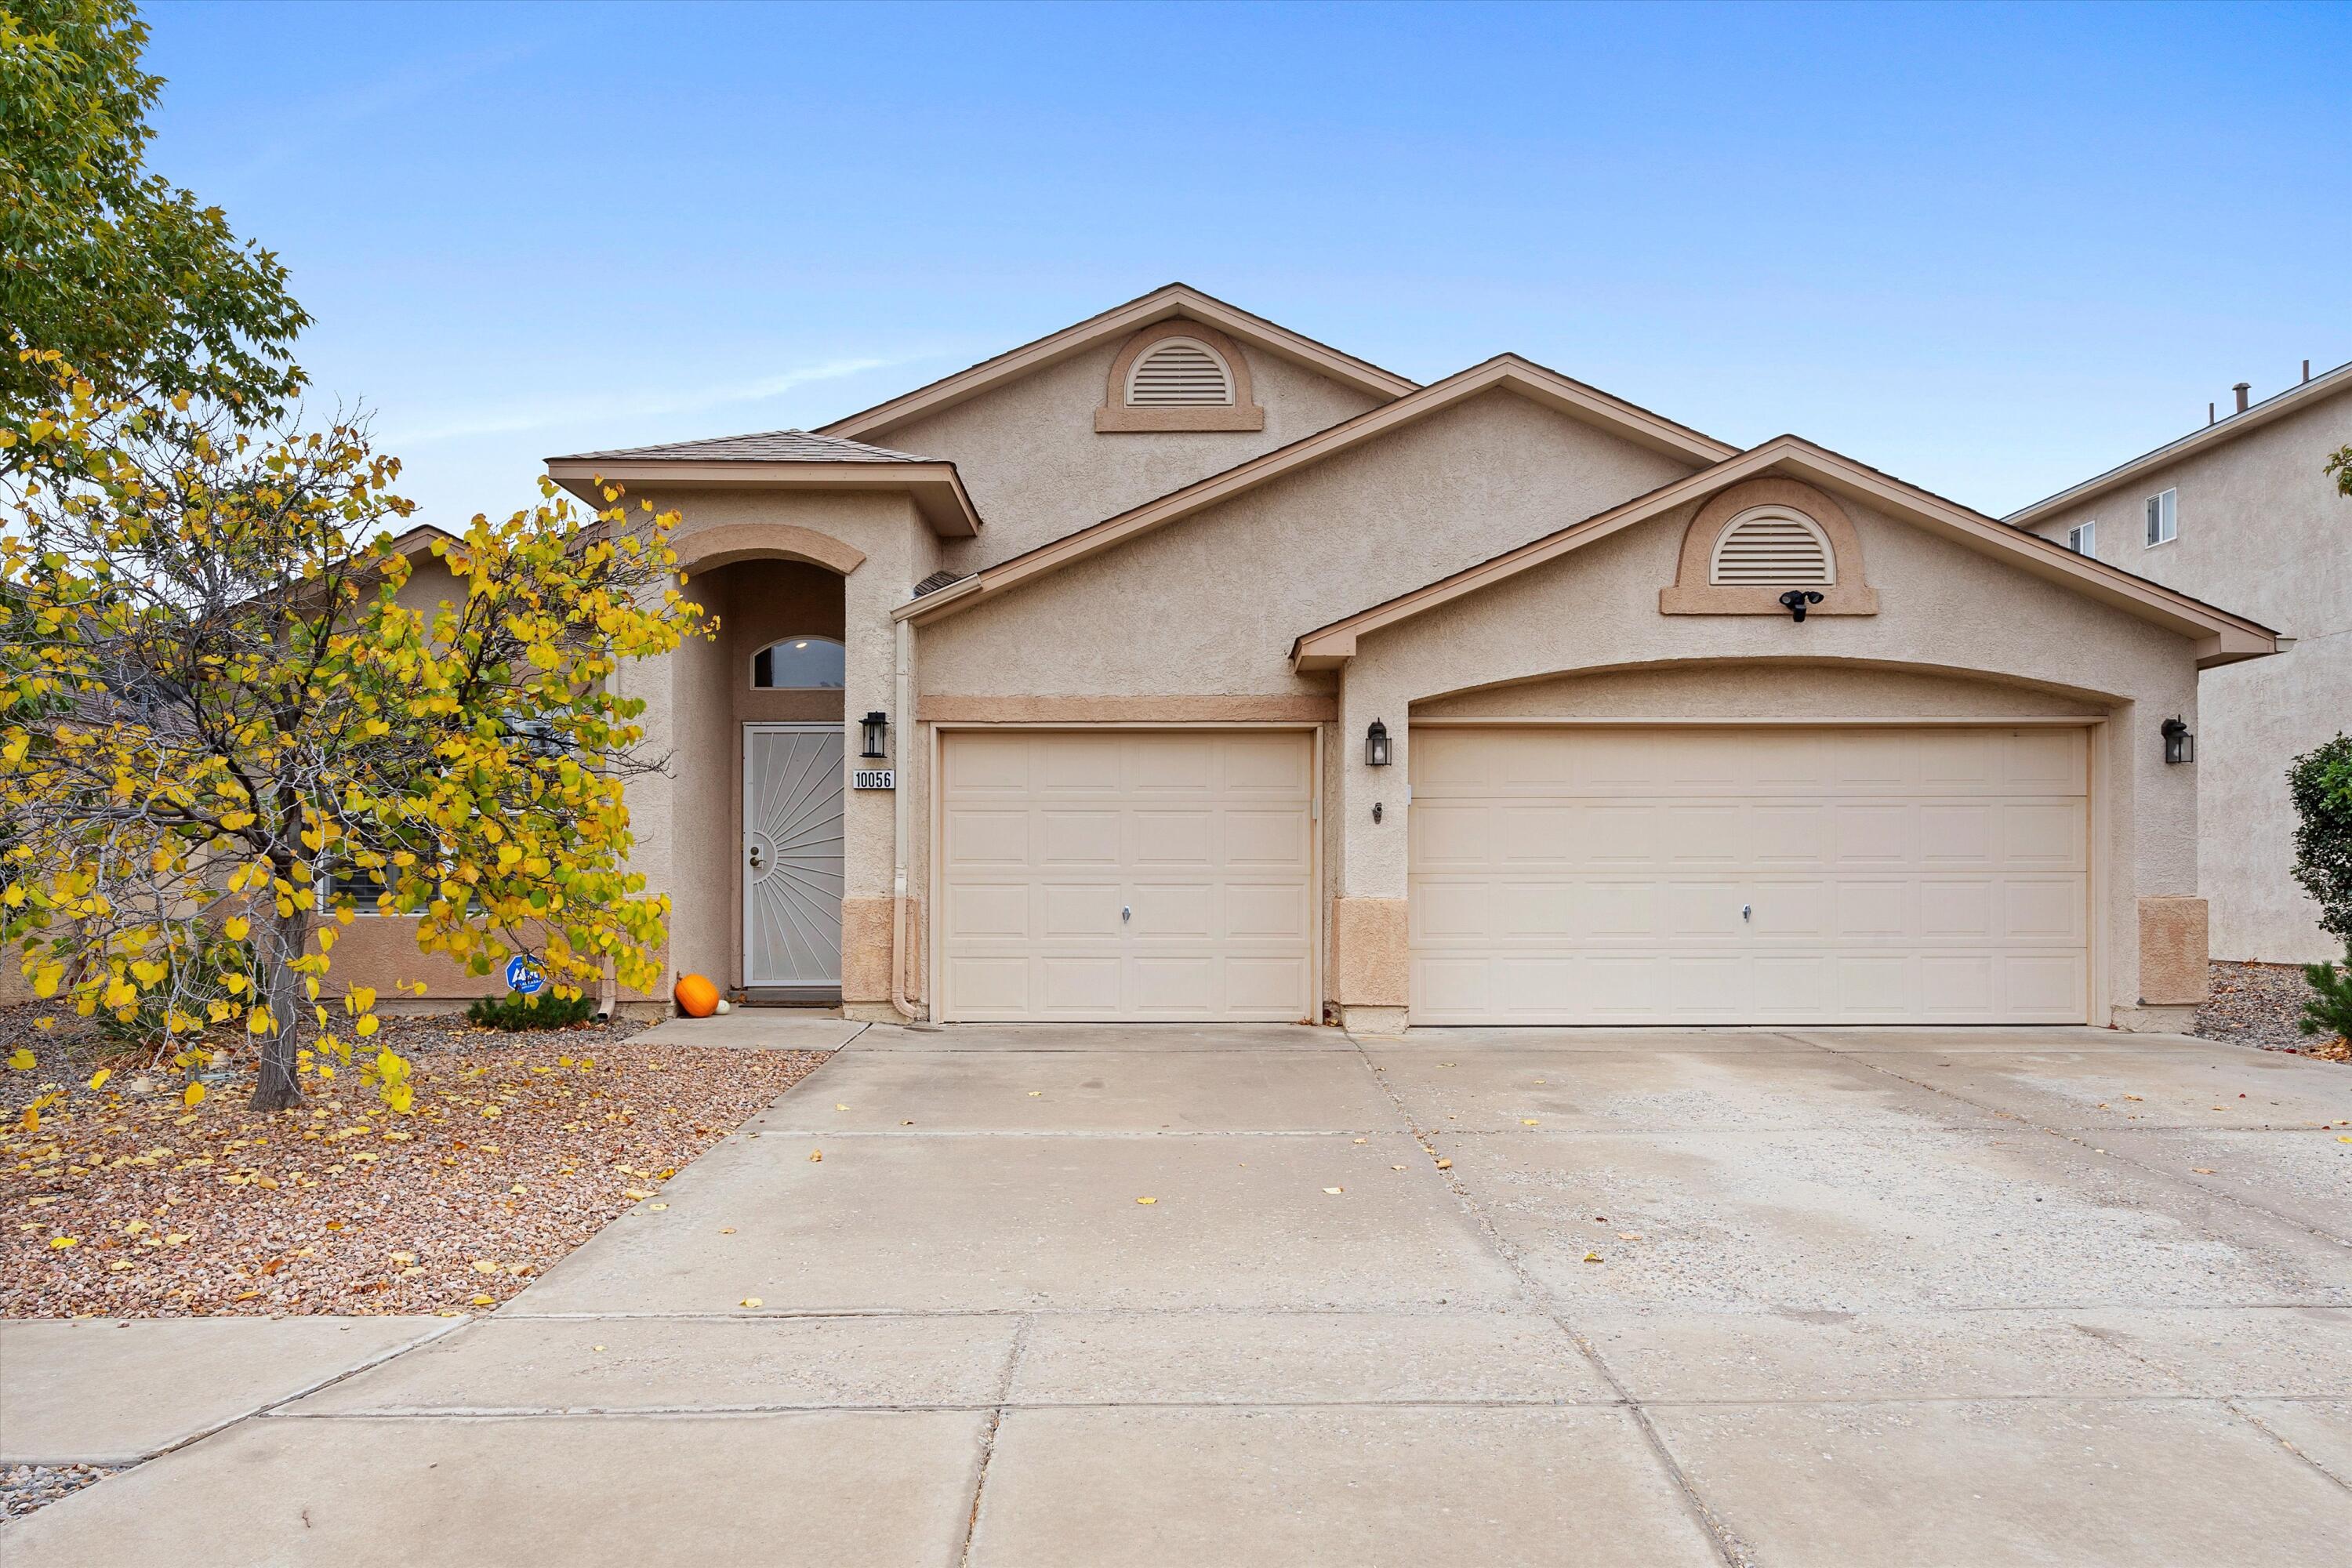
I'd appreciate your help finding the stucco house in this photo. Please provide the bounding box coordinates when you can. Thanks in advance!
[349,285,2285,1032]
[2010,361,2351,966]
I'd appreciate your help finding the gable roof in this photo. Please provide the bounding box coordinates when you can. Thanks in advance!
[553,430,934,464]
[894,353,1740,626]
[2006,358,2352,527]
[818,282,1421,441]
[1288,435,2280,672]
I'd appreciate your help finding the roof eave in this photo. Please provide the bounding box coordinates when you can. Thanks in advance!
[1287,437,2281,671]
[817,283,1421,441]
[902,356,1737,629]
[543,458,982,537]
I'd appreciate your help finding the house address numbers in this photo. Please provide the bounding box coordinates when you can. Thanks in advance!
[853,768,895,791]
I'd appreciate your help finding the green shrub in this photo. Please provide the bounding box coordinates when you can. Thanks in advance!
[2302,945,2352,1044]
[465,990,597,1032]
[2288,734,2352,947]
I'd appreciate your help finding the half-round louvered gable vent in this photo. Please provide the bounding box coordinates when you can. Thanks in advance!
[1125,338,1235,407]
[1709,508,1836,586]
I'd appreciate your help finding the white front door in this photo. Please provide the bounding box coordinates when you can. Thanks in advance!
[1409,725,2090,1025]
[743,724,845,989]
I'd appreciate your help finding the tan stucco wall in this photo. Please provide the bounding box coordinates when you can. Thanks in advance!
[876,334,1387,571]
[602,488,941,1002]
[2027,387,2352,961]
[1331,493,2205,1027]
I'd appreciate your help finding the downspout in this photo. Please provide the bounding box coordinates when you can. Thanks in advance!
[888,614,935,1026]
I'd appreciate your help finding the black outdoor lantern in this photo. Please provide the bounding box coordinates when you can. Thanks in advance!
[1365,719,1392,768]
[860,710,889,760]
[2161,716,2194,765]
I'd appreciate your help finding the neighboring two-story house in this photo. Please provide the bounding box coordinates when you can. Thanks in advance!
[2011,362,2352,966]
[316,285,2281,1031]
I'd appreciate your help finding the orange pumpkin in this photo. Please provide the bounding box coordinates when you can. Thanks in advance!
[673,973,720,1018]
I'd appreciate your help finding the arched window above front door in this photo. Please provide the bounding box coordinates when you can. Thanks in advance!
[750,636,845,690]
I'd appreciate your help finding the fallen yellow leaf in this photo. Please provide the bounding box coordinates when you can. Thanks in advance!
[1135,1196,1156,1205]
[1323,1186,1345,1195]
[86,1068,111,1091]
[470,1259,501,1276]
[183,1082,206,1108]
[5,1049,34,1070]
[808,1150,822,1163]
[48,1235,77,1250]
[1434,1158,1453,1171]
[648,1203,668,1211]
[740,1297,764,1308]
[470,1294,495,1307]
[1583,1251,1603,1263]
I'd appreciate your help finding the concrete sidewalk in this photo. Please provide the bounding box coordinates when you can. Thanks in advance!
[7,1023,2350,1565]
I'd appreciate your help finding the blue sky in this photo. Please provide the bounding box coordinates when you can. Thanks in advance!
[142,0,2349,529]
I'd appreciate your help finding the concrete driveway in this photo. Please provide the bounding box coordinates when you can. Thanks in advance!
[9,1024,2350,1565]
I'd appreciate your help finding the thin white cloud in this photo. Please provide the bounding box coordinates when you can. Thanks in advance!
[383,356,900,446]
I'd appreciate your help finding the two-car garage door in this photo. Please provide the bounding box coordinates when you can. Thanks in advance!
[936,724,2089,1026]
[1409,726,2089,1025]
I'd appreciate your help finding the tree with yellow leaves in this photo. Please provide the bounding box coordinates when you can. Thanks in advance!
[1,354,708,1109]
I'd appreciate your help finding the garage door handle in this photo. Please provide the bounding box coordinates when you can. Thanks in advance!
[1742,904,1751,922]
[1122,906,1131,924]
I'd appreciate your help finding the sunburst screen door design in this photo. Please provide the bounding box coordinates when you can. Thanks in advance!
[743,724,845,988]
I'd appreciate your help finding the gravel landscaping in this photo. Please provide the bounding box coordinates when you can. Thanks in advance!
[1,1007,826,1319]
[2,1463,115,1523]
[2198,959,2348,1060]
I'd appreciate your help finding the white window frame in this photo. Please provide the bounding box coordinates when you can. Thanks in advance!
[2143,488,2177,548]
[2066,521,2096,556]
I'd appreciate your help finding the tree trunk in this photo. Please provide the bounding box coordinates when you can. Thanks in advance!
[249,898,310,1110]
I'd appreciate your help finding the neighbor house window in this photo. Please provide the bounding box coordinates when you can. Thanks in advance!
[2066,521,2096,555]
[2143,488,2177,547]
[750,636,845,689]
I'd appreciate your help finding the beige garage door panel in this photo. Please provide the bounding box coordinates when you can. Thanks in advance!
[1410,727,2089,1025]
[942,731,1316,1022]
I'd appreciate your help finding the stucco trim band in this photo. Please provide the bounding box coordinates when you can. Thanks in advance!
[917,695,1336,723]
[674,521,865,575]
[1659,477,1880,616]
[1287,436,2280,671]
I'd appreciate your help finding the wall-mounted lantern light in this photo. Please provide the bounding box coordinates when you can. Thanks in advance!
[2161,717,2194,765]
[860,710,889,760]
[1366,719,1392,768]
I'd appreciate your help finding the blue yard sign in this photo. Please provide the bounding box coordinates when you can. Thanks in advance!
[504,956,545,996]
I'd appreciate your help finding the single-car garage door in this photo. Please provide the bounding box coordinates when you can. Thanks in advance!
[940,730,1317,1022]
[1410,725,2088,1025]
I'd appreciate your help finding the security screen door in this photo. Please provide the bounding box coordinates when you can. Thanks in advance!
[743,724,845,988]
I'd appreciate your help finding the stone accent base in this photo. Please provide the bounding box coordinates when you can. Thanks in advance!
[2110,1003,2199,1033]
[840,896,922,1009]
[1330,897,1410,1008]
[843,1002,912,1024]
[1341,1004,1410,1036]
[2138,896,2211,1005]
